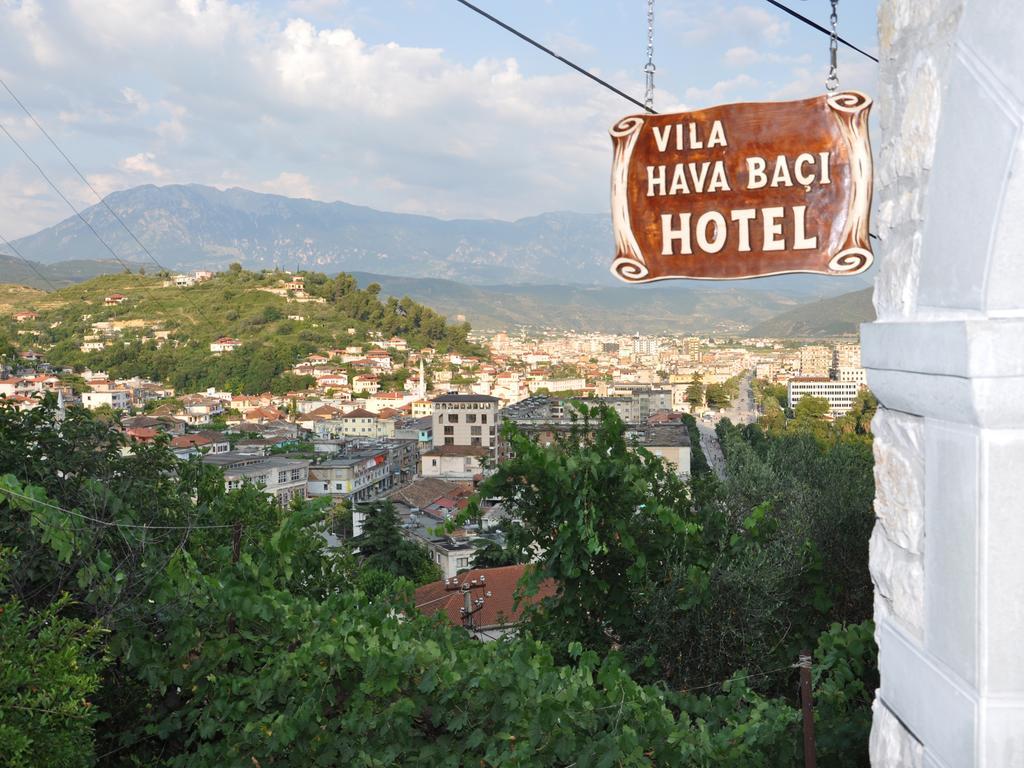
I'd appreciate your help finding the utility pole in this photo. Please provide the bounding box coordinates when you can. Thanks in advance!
[799,649,817,768]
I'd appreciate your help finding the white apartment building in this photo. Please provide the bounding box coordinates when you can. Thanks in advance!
[204,454,309,507]
[527,377,586,394]
[834,366,868,385]
[82,388,132,411]
[787,378,862,418]
[632,335,660,356]
[423,393,500,478]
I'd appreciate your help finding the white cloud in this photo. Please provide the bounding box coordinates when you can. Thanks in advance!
[121,152,166,178]
[685,74,759,106]
[258,171,317,199]
[0,0,671,232]
[724,46,812,68]
[668,2,790,47]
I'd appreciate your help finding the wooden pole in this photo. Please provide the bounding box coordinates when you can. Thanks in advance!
[799,649,817,768]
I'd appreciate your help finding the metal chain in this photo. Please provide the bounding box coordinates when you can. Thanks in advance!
[825,0,839,92]
[644,0,655,111]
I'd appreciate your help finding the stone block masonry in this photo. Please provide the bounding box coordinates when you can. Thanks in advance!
[867,1,1024,765]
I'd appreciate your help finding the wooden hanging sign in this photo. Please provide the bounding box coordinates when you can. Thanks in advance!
[609,91,873,282]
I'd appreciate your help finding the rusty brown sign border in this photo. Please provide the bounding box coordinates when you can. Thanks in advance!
[609,90,874,283]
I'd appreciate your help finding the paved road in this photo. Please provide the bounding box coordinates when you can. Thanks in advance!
[696,420,726,477]
[696,372,756,479]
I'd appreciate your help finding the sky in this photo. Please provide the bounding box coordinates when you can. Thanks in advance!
[0,0,880,240]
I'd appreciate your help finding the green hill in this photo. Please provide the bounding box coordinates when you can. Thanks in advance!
[0,253,144,290]
[745,287,875,338]
[0,268,481,394]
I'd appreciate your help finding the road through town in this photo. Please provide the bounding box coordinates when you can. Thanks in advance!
[697,372,756,479]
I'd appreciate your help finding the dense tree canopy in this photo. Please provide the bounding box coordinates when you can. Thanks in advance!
[0,268,486,394]
[1,397,877,766]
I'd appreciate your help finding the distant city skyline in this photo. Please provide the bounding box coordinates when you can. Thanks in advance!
[1,0,879,239]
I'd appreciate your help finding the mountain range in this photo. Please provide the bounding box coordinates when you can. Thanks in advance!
[3,184,875,335]
[11,184,873,294]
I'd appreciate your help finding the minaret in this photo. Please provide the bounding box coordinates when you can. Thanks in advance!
[418,357,427,399]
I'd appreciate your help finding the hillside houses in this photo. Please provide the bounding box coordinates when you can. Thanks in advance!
[210,337,242,354]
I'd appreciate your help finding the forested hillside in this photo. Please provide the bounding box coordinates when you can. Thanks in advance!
[0,267,482,393]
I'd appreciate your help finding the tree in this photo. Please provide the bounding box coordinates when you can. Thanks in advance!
[705,382,731,410]
[468,404,698,655]
[0,398,878,766]
[0,553,105,768]
[759,398,787,435]
[357,501,440,585]
[836,389,878,435]
[685,373,705,408]
[470,539,524,568]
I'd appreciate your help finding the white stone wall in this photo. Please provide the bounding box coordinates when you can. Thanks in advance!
[868,1,1024,765]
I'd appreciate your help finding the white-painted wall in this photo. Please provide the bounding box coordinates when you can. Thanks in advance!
[867,2,1024,765]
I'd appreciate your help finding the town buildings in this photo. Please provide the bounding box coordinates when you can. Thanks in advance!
[787,378,862,418]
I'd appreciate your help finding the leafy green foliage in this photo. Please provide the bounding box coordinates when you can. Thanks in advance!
[470,404,699,655]
[0,397,877,765]
[0,553,106,768]
[0,268,483,394]
[356,501,441,585]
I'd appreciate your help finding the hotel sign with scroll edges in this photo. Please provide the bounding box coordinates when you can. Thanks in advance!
[609,91,873,282]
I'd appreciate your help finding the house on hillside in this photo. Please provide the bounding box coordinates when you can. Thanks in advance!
[12,311,38,323]
[104,294,128,306]
[210,337,242,354]
[413,565,556,641]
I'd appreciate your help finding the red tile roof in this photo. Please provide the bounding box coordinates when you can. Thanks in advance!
[413,564,556,631]
[343,407,378,419]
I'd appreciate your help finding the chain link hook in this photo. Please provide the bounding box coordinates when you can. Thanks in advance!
[825,0,840,92]
[644,0,656,111]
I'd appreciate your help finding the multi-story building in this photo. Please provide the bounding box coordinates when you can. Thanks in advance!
[832,343,862,370]
[684,336,702,363]
[210,337,242,354]
[799,345,832,377]
[432,393,499,450]
[82,386,132,411]
[787,378,862,418]
[625,424,692,477]
[307,446,394,504]
[419,397,499,481]
[632,335,660,357]
[834,366,868,385]
[203,453,309,506]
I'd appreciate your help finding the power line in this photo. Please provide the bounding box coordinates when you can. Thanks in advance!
[0,484,238,531]
[0,77,219,333]
[0,122,185,320]
[452,1,883,247]
[761,0,879,63]
[0,231,61,293]
[452,0,655,114]
[678,663,797,695]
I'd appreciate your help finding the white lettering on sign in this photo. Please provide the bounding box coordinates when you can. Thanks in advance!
[653,120,728,152]
[645,150,831,254]
[659,206,818,256]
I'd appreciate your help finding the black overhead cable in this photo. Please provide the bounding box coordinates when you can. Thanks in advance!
[453,0,882,243]
[0,231,61,293]
[452,0,656,114]
[762,0,879,63]
[0,122,185,317]
[0,77,222,335]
